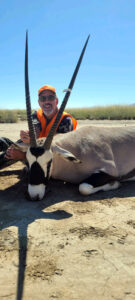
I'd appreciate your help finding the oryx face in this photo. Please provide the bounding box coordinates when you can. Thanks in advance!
[26,147,53,201]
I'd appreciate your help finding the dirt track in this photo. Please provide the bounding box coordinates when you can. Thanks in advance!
[0,121,135,300]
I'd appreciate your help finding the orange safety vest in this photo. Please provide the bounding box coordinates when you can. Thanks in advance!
[37,108,77,138]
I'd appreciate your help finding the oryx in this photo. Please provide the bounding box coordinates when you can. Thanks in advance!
[14,33,135,200]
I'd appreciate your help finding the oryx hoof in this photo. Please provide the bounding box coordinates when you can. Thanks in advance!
[79,183,94,195]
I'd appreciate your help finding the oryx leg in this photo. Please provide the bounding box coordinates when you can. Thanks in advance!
[124,177,135,181]
[0,138,26,170]
[119,168,135,182]
[79,171,120,195]
[0,137,14,151]
[0,138,15,169]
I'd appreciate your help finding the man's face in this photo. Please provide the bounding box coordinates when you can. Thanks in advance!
[38,90,58,119]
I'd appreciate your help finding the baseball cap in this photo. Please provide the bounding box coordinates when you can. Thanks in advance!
[38,85,56,96]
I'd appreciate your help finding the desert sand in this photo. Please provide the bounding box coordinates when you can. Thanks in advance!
[0,120,135,300]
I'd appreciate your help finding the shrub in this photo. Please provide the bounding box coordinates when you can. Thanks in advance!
[0,110,18,123]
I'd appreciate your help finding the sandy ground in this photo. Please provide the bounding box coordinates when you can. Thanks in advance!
[0,120,135,300]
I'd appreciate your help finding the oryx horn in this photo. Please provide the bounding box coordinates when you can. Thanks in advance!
[43,34,90,150]
[25,31,37,147]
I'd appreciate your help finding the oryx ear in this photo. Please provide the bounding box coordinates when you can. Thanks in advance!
[52,145,81,163]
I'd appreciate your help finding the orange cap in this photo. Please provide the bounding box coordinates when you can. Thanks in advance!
[38,85,56,96]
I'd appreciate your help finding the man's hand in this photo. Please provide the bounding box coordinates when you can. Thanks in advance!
[20,127,40,142]
[5,145,26,161]
[20,130,30,143]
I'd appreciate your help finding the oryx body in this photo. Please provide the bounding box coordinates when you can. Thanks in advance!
[20,123,135,200]
[51,125,135,183]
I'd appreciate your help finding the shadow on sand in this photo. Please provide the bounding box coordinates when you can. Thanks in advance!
[0,167,135,299]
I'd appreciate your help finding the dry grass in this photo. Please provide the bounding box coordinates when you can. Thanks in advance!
[1,105,135,123]
[66,105,135,120]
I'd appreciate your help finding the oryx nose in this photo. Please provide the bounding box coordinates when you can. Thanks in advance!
[27,184,46,201]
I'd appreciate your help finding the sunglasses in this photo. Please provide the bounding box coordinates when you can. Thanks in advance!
[39,95,56,102]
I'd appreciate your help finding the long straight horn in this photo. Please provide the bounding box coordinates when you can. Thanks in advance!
[25,31,37,147]
[44,34,90,150]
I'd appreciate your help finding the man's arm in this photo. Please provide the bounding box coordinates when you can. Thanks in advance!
[5,145,26,160]
[2,111,41,162]
[57,116,73,133]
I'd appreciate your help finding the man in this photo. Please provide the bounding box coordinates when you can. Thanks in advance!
[0,84,77,164]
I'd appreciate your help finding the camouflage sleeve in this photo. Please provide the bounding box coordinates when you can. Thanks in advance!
[57,116,73,133]
[32,111,41,138]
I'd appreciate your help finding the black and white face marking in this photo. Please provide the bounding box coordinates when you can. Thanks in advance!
[26,147,53,201]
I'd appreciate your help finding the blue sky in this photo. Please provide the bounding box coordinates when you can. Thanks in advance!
[0,0,135,109]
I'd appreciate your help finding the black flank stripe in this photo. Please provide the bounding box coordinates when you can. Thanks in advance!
[47,159,52,180]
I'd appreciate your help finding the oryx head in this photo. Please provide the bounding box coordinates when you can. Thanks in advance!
[25,32,89,200]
